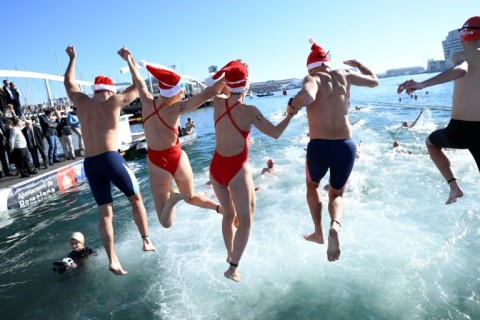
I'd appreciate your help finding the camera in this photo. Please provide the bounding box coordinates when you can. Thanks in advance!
[52,261,67,274]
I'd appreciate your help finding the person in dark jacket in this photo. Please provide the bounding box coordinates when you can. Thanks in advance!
[39,109,61,165]
[22,120,48,170]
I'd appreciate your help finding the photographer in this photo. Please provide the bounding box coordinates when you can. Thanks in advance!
[55,110,75,160]
[39,109,61,165]
[52,232,95,274]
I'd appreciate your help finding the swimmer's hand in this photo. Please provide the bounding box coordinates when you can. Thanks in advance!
[397,80,424,94]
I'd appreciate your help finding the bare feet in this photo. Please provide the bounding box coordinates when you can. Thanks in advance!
[224,267,241,282]
[446,186,464,205]
[109,261,128,275]
[169,190,190,205]
[327,226,341,262]
[142,237,156,251]
[303,232,324,244]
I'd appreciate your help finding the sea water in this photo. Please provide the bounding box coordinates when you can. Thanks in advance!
[1,73,480,319]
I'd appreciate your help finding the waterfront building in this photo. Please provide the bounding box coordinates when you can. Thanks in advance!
[442,29,462,68]
[384,66,425,77]
[426,59,446,72]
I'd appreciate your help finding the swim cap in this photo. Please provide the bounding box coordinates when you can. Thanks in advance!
[459,16,480,42]
[70,232,85,244]
[267,158,274,167]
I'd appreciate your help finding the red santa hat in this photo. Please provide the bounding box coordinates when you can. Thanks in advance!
[205,60,248,93]
[91,76,116,93]
[139,61,183,97]
[306,38,330,70]
[459,16,480,42]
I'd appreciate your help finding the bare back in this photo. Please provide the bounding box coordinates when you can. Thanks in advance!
[74,93,127,157]
[142,97,181,151]
[307,70,352,140]
[452,48,480,120]
[213,95,252,157]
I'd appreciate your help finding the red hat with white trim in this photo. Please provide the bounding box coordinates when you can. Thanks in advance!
[306,38,330,70]
[459,16,480,42]
[140,61,183,97]
[205,60,248,93]
[92,76,116,93]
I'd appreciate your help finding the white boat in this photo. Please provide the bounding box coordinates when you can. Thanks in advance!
[135,129,197,153]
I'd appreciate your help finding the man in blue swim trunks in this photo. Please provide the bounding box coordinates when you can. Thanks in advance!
[64,45,156,275]
[287,38,378,262]
[397,16,480,205]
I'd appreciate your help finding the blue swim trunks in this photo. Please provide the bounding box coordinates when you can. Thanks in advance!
[84,151,140,206]
[306,139,356,190]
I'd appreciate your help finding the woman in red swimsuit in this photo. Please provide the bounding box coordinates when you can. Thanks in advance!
[119,47,226,229]
[206,60,294,282]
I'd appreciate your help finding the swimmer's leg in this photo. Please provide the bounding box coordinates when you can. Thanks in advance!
[327,187,344,262]
[128,192,156,251]
[304,178,324,244]
[155,188,190,228]
[98,203,128,275]
[426,138,463,204]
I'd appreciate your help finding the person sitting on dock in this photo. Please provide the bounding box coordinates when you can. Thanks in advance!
[205,60,294,282]
[118,47,226,230]
[185,117,196,134]
[64,45,156,276]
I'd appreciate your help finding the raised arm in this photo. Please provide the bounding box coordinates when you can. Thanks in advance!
[397,52,467,94]
[250,105,293,139]
[115,82,139,107]
[344,59,379,87]
[64,46,89,106]
[177,79,225,114]
[118,47,152,104]
[409,108,425,128]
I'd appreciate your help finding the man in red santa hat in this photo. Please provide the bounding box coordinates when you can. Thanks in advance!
[398,16,480,205]
[117,47,226,233]
[64,45,156,276]
[287,38,378,262]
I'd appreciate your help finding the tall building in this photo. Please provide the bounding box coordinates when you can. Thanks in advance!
[442,30,462,68]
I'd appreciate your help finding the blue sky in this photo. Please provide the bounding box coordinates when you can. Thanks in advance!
[1,0,477,103]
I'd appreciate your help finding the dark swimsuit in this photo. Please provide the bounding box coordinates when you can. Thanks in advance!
[143,100,183,176]
[306,139,356,190]
[210,100,250,186]
[84,152,139,206]
[429,119,480,171]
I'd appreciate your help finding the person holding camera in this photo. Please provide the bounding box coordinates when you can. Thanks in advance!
[39,109,61,165]
[52,232,95,274]
[55,110,75,160]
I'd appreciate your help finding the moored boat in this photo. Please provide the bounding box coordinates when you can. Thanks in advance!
[135,129,197,153]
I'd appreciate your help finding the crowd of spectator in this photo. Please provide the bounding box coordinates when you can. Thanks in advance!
[0,79,84,179]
